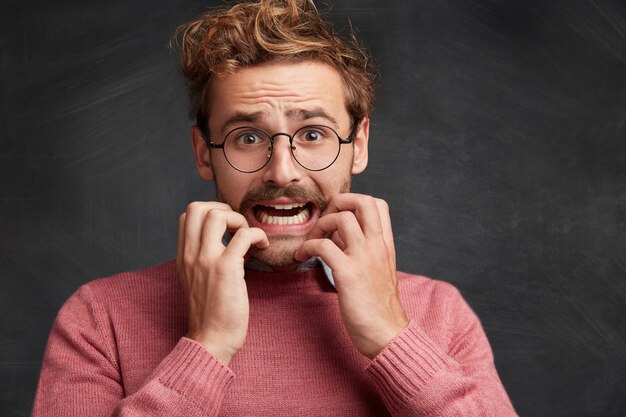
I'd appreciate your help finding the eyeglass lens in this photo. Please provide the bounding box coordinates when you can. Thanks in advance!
[222,125,343,172]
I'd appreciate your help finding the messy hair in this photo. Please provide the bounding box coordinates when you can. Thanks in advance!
[171,0,377,132]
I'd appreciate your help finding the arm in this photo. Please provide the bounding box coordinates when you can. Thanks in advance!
[31,285,234,417]
[295,193,517,416]
[366,292,518,416]
[32,202,268,417]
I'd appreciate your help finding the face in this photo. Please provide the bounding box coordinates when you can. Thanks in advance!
[192,61,369,269]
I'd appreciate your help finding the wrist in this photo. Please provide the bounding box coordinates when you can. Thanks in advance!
[187,332,238,366]
[363,318,410,359]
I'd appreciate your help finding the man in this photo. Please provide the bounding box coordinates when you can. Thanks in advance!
[32,0,518,415]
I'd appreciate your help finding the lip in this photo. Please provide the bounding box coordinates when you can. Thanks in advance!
[246,198,319,235]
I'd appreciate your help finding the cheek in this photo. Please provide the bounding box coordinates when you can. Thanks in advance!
[311,162,353,196]
[213,170,255,210]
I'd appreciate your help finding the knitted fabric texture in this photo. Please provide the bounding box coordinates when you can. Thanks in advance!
[32,260,517,416]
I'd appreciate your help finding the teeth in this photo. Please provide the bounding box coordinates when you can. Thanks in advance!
[258,207,311,225]
[268,203,305,210]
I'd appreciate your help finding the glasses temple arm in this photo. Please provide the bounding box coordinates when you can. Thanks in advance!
[199,129,225,149]
[339,118,361,144]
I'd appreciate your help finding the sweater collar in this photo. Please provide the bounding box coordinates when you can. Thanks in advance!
[245,256,336,289]
[243,265,336,293]
[222,233,336,291]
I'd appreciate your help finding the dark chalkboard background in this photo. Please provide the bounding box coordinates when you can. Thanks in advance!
[1,0,625,416]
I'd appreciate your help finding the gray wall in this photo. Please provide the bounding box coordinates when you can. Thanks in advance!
[1,0,625,416]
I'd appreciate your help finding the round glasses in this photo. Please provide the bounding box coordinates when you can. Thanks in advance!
[202,121,359,173]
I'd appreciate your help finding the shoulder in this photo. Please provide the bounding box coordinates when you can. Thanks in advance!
[44,260,184,381]
[396,271,466,308]
[58,259,182,325]
[395,271,481,347]
[84,259,180,300]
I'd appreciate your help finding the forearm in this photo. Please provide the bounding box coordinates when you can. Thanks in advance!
[33,337,233,417]
[113,338,233,417]
[32,281,234,417]
[367,321,518,417]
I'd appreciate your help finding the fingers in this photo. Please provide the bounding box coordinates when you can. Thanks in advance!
[197,209,250,260]
[298,194,405,359]
[177,202,269,265]
[307,194,392,248]
[296,238,348,268]
[175,201,264,365]
[223,227,269,259]
[180,202,235,260]
[306,211,364,249]
[296,195,395,262]
[320,193,383,238]
[330,231,346,251]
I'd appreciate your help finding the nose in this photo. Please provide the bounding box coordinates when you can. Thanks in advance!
[261,134,303,186]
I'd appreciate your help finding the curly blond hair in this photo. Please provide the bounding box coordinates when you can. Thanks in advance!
[172,0,377,131]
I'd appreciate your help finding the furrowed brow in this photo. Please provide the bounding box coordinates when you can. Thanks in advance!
[221,111,266,135]
[287,108,338,128]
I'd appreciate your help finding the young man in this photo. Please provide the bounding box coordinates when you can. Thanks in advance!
[32,1,518,415]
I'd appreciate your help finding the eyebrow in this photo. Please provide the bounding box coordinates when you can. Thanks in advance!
[220,107,339,136]
[286,107,338,127]
[221,111,266,135]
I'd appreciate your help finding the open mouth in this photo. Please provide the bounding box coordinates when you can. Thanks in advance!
[253,202,314,225]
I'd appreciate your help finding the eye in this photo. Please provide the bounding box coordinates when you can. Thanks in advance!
[299,127,329,142]
[304,130,320,141]
[234,131,264,145]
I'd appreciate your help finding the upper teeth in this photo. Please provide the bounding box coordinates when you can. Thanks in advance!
[268,203,305,210]
[257,203,311,225]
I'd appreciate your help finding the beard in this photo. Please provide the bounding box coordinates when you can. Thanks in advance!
[215,178,351,268]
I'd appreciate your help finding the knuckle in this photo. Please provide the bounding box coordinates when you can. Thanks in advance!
[375,198,389,211]
[230,211,246,224]
[186,201,202,213]
[182,252,196,267]
[339,211,356,223]
[232,228,250,239]
[320,238,337,251]
[217,201,233,210]
[205,208,225,222]
[363,195,378,209]
[196,253,213,270]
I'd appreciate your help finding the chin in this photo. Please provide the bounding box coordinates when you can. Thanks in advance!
[248,235,304,268]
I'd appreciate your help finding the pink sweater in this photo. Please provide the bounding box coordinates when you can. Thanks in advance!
[32,260,517,416]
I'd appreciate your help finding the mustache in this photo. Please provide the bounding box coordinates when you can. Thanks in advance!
[239,184,328,215]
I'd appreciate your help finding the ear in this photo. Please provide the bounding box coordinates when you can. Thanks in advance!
[351,117,369,175]
[191,125,214,181]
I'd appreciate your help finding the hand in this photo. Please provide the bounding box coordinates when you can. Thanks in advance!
[295,194,409,359]
[176,201,269,365]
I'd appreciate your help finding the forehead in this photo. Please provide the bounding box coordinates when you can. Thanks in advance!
[207,61,349,132]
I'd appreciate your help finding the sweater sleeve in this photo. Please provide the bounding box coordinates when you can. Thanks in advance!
[365,284,518,417]
[31,284,234,417]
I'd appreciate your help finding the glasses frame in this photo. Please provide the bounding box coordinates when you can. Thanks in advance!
[201,119,361,173]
